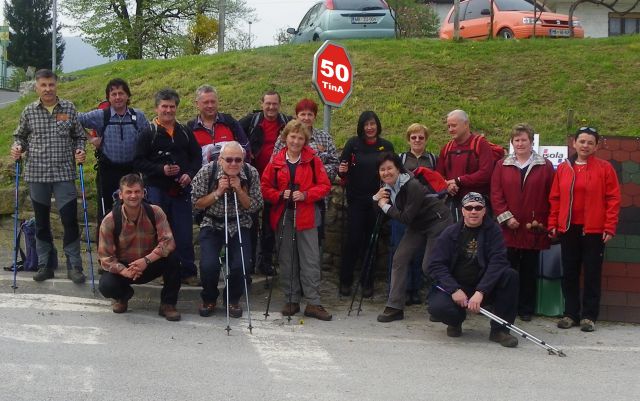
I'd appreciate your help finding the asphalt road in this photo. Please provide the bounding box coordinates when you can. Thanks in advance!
[1,270,639,401]
[0,89,20,109]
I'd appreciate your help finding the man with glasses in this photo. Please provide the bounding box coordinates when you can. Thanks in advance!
[191,141,263,318]
[427,192,519,348]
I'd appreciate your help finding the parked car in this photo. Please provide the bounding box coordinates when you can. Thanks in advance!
[439,0,584,40]
[287,0,395,43]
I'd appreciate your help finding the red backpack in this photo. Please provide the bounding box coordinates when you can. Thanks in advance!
[412,166,448,197]
[443,134,505,170]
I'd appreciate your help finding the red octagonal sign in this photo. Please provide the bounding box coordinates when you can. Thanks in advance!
[312,41,353,108]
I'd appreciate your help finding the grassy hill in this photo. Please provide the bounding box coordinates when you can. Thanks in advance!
[1,35,639,184]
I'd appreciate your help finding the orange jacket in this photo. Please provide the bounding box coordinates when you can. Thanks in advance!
[548,155,620,235]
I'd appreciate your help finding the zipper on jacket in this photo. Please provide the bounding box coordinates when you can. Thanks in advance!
[564,161,575,232]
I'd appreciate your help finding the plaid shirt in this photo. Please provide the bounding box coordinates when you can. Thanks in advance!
[98,204,176,273]
[13,98,86,183]
[191,161,263,236]
[272,127,339,182]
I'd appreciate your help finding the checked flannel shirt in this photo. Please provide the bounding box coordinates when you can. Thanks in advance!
[13,98,86,183]
[272,127,339,182]
[191,161,264,237]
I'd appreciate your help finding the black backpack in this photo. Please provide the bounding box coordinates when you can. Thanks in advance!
[100,106,140,135]
[193,163,253,225]
[111,201,157,252]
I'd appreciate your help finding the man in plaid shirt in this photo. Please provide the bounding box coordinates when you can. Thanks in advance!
[10,69,87,283]
[98,174,181,320]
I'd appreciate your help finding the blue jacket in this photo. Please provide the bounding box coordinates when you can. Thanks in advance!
[428,217,510,295]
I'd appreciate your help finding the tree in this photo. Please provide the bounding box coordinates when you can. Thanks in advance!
[391,0,440,38]
[62,0,255,59]
[185,13,219,55]
[274,27,291,45]
[4,0,65,70]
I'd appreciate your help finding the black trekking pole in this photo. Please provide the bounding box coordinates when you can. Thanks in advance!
[223,191,232,335]
[287,196,298,323]
[79,164,96,294]
[233,190,253,334]
[264,206,287,320]
[11,161,20,292]
[348,211,383,316]
[435,286,566,357]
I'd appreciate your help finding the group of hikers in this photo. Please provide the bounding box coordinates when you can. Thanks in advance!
[9,69,621,348]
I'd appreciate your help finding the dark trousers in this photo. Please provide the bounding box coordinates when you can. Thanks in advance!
[559,225,605,322]
[427,269,519,331]
[507,248,540,316]
[96,160,134,222]
[340,199,377,288]
[98,253,181,305]
[199,226,250,305]
[251,204,275,271]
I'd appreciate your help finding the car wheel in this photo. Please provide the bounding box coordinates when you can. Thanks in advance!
[498,28,515,39]
[312,34,320,41]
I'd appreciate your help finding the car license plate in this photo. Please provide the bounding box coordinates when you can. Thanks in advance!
[351,16,378,24]
[549,28,570,37]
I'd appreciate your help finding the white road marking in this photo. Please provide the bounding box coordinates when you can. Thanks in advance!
[0,363,95,393]
[0,323,104,344]
[0,293,110,313]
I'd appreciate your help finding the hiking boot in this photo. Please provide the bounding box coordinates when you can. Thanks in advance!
[112,299,128,314]
[281,303,300,316]
[557,316,578,329]
[158,304,181,321]
[580,319,596,332]
[339,284,351,297]
[67,269,86,284]
[228,304,243,318]
[489,329,519,348]
[377,307,404,322]
[198,302,216,317]
[181,275,201,287]
[32,267,54,282]
[304,304,333,321]
[446,324,462,337]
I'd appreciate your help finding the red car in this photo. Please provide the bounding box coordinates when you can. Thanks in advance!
[440,0,584,40]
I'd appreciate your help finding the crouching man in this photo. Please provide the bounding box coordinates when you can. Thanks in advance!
[98,174,182,321]
[427,192,519,347]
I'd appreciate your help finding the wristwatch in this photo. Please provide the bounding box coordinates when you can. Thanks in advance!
[144,256,152,266]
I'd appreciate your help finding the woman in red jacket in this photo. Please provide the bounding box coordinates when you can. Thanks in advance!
[261,120,332,321]
[491,124,555,322]
[548,127,621,332]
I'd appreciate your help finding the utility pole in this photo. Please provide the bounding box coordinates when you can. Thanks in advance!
[453,0,460,40]
[248,21,252,48]
[52,0,57,71]
[218,0,226,53]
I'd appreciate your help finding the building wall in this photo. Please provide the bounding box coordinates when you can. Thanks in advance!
[551,2,610,37]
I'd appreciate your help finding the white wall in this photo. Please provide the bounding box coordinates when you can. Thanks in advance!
[551,2,611,37]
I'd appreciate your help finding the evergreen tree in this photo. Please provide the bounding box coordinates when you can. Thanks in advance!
[4,0,65,70]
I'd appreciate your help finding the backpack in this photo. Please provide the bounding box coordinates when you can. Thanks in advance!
[400,152,437,171]
[442,134,506,172]
[412,167,448,197]
[3,218,58,272]
[111,201,157,253]
[101,106,139,135]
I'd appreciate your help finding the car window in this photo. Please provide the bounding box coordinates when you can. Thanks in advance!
[495,0,547,12]
[448,1,470,23]
[333,0,387,11]
[299,3,323,30]
[465,0,491,20]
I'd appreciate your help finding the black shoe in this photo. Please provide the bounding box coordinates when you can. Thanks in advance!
[519,314,532,322]
[447,324,462,337]
[228,304,243,318]
[429,314,442,323]
[339,284,351,297]
[33,267,54,282]
[198,302,216,317]
[258,264,275,276]
[377,307,404,322]
[67,269,86,284]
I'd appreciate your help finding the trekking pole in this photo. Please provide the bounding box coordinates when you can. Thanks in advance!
[287,197,298,323]
[223,191,231,335]
[348,211,383,316]
[233,190,253,334]
[78,164,96,294]
[264,207,287,320]
[11,161,20,292]
[435,286,566,357]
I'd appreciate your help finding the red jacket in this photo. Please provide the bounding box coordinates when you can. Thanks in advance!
[491,153,555,250]
[548,155,620,235]
[261,146,331,231]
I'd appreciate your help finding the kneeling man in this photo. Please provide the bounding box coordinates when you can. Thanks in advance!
[427,192,519,347]
[98,174,182,321]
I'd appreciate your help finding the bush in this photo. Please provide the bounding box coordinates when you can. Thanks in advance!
[395,3,440,38]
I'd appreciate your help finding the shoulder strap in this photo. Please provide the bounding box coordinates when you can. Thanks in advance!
[242,164,252,187]
[208,163,218,192]
[142,202,156,230]
[113,204,123,245]
[400,152,407,165]
[443,140,456,157]
[101,108,111,133]
[250,113,261,131]
[470,134,482,156]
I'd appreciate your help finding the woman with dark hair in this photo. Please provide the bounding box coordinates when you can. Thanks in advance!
[491,123,555,321]
[374,152,451,322]
[548,127,620,332]
[338,111,394,297]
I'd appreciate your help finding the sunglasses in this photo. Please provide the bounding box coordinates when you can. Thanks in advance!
[463,205,485,212]
[223,157,243,164]
[578,126,598,134]
[410,135,426,141]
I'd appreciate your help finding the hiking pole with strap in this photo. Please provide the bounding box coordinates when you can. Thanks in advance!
[12,161,20,292]
[436,286,566,357]
[286,186,299,323]
[348,210,383,316]
[264,206,287,320]
[223,191,232,335]
[233,190,253,334]
[79,164,96,294]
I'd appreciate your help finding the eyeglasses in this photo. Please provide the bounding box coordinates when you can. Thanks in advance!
[462,205,485,212]
[410,135,426,141]
[223,157,243,164]
[578,126,598,134]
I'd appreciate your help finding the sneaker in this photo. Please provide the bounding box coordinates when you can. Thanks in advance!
[377,307,404,322]
[580,318,596,332]
[67,269,86,284]
[198,302,216,317]
[557,316,578,329]
[228,304,243,318]
[181,275,201,286]
[339,284,351,297]
[33,267,54,282]
[281,303,300,316]
[489,329,519,348]
[112,299,128,314]
[158,304,181,321]
[446,324,462,337]
[304,304,332,321]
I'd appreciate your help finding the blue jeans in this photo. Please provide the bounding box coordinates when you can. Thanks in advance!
[387,220,424,294]
[146,186,196,278]
[198,226,251,305]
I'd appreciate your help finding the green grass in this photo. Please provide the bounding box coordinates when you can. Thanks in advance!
[1,35,639,184]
